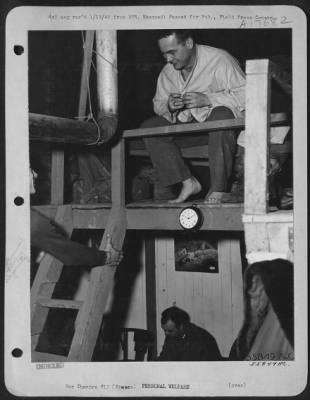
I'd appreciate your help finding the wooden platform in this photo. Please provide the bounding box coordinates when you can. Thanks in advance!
[34,201,244,231]
[34,203,292,233]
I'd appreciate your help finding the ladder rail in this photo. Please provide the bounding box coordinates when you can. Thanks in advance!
[68,138,126,361]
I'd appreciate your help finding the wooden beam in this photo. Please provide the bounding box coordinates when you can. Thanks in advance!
[33,203,244,231]
[123,113,286,139]
[71,205,243,231]
[244,59,271,214]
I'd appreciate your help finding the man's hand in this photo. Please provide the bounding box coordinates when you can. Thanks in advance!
[168,93,184,112]
[182,92,212,109]
[104,234,123,266]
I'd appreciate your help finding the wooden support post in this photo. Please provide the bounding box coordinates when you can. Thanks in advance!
[145,238,157,359]
[216,238,244,356]
[51,150,64,205]
[230,239,244,341]
[242,59,294,262]
[244,59,271,214]
[111,139,125,207]
[78,31,95,117]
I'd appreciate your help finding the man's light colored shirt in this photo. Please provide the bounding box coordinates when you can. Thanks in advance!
[153,44,246,123]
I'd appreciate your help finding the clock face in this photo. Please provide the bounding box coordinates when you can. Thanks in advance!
[179,207,201,230]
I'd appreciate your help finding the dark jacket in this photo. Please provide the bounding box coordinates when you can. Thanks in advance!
[158,323,222,361]
[31,208,106,267]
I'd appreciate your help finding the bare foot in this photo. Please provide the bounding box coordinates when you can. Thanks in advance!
[168,176,202,203]
[204,191,225,205]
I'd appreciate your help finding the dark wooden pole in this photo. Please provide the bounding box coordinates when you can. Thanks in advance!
[145,237,158,360]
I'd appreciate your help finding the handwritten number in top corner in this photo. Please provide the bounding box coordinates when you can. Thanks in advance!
[281,16,292,24]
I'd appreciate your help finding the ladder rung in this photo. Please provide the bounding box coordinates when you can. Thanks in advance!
[36,298,83,310]
[32,352,67,362]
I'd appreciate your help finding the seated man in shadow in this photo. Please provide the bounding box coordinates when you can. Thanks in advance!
[157,306,222,361]
[229,259,294,361]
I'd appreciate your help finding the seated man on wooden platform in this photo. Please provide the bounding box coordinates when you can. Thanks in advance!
[157,306,222,361]
[141,30,246,204]
[30,168,122,269]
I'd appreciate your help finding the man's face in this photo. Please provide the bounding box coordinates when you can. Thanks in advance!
[29,168,38,194]
[161,319,183,338]
[158,33,194,71]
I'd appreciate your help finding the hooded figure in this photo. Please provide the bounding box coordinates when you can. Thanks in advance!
[229,259,294,361]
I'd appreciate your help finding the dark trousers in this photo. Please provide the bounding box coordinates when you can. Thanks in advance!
[31,209,106,267]
[142,107,237,192]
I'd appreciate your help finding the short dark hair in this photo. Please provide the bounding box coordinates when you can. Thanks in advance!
[161,306,190,328]
[156,30,194,44]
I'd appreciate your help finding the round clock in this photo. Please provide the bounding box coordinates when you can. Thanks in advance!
[179,206,203,230]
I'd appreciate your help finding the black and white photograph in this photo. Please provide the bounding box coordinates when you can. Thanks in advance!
[4,4,307,397]
[175,235,219,273]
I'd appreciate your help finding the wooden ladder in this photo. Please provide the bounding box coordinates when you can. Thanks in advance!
[31,141,126,362]
[31,31,127,362]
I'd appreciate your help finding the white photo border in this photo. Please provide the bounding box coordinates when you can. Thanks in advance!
[5,5,307,397]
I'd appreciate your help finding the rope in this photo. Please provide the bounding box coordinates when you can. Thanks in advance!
[91,49,118,72]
